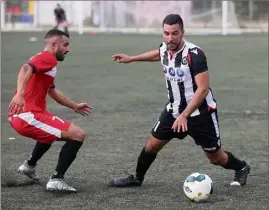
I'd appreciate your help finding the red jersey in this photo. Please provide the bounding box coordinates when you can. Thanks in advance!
[12,51,58,113]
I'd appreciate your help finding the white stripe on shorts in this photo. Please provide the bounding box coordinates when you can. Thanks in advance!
[13,112,61,138]
[153,120,160,132]
[211,112,220,138]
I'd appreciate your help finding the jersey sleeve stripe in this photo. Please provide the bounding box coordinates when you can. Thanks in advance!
[27,62,37,73]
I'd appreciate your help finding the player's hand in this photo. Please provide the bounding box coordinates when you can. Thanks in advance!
[73,103,92,116]
[112,54,133,63]
[172,115,188,133]
[9,94,25,114]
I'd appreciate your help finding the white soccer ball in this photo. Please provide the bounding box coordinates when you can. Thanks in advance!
[183,172,213,202]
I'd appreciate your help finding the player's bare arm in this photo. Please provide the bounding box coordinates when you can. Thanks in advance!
[112,49,160,63]
[172,72,209,133]
[9,64,33,114]
[182,72,209,118]
[48,88,92,116]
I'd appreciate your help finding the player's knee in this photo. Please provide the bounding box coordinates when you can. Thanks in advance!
[62,123,86,142]
[145,144,157,153]
[73,129,85,142]
[207,151,227,166]
[145,142,162,153]
[63,128,85,142]
[145,136,169,153]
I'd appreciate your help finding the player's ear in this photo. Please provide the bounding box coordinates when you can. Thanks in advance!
[51,40,57,48]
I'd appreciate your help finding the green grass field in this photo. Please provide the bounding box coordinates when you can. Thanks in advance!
[1,32,268,210]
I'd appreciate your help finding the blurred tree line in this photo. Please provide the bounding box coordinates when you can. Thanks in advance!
[234,0,268,20]
[192,0,268,21]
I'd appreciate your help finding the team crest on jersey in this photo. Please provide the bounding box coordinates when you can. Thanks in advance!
[162,66,167,73]
[181,56,188,65]
[168,67,176,76]
[176,68,184,77]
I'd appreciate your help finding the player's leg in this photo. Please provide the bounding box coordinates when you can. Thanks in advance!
[189,110,250,186]
[27,142,52,167]
[45,122,85,192]
[9,112,54,180]
[109,108,186,187]
[54,20,60,29]
[109,136,169,187]
[17,141,52,181]
[136,135,168,180]
[204,149,250,186]
[50,123,85,180]
[62,20,69,35]
[134,109,187,182]
[9,111,85,191]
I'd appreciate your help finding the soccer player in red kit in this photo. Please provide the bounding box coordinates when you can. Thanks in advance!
[8,29,92,192]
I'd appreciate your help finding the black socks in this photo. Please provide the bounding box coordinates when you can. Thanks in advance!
[135,147,157,181]
[52,140,83,179]
[28,142,52,167]
[222,151,246,171]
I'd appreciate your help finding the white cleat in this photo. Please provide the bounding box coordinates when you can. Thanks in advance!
[46,178,77,192]
[18,161,39,181]
[230,181,241,186]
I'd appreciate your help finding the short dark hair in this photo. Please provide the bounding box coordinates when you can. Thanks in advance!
[162,14,184,30]
[44,29,69,39]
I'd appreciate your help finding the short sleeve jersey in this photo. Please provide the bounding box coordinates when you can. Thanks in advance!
[159,40,216,117]
[14,51,58,112]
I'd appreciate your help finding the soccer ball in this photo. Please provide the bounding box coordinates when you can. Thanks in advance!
[183,172,213,202]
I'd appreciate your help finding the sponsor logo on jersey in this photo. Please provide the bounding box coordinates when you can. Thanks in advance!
[176,68,184,77]
[168,67,176,76]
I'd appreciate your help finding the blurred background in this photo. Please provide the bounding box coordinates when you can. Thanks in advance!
[1,0,268,35]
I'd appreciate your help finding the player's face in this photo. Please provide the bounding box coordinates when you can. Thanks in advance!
[163,24,184,51]
[55,36,70,61]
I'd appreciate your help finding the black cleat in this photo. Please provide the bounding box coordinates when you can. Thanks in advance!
[230,162,250,186]
[109,174,143,187]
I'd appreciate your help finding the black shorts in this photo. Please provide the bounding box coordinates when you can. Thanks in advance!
[151,108,221,153]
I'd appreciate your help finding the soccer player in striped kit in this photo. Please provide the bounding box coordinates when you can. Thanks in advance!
[109,14,250,187]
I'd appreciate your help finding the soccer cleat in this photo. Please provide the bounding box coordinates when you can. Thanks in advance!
[230,162,250,186]
[109,174,143,187]
[46,178,77,192]
[18,161,39,181]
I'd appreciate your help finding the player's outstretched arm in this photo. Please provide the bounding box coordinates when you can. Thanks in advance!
[112,49,160,63]
[9,64,33,114]
[48,88,92,116]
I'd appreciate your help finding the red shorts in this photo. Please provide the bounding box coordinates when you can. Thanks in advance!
[8,111,71,144]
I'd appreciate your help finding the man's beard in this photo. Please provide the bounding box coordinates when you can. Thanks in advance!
[56,52,65,61]
[167,41,181,51]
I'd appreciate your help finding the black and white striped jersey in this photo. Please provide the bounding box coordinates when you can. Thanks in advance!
[159,40,217,118]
